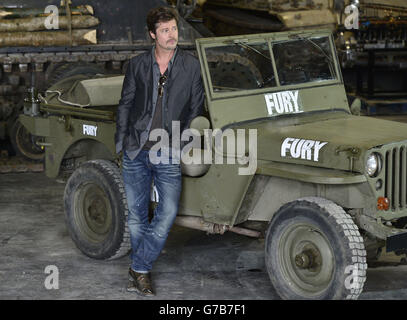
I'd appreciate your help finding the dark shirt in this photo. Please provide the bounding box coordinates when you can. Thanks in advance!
[142,89,163,150]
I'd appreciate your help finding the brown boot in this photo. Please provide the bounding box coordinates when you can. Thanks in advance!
[127,268,155,296]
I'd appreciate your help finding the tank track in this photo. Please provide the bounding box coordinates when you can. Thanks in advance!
[0,44,195,162]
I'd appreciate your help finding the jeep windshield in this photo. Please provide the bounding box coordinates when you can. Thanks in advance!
[204,35,338,94]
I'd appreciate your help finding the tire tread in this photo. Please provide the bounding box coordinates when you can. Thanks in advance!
[298,197,367,300]
[88,159,131,260]
[64,159,130,260]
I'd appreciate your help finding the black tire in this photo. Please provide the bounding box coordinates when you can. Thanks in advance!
[45,62,106,88]
[64,159,130,260]
[10,118,45,161]
[265,197,367,300]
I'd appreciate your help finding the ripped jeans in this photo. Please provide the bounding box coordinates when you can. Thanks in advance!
[122,150,182,273]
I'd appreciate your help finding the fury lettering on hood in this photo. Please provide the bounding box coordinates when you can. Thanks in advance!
[264,90,302,116]
[281,137,328,162]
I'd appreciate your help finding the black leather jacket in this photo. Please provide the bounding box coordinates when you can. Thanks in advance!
[115,48,204,154]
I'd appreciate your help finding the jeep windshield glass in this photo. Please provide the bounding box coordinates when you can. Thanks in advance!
[204,41,276,92]
[204,36,337,93]
[272,36,337,86]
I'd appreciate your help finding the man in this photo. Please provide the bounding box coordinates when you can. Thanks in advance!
[115,6,204,296]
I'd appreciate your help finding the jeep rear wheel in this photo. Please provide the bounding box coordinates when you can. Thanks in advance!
[10,118,45,161]
[64,159,130,260]
[265,197,367,300]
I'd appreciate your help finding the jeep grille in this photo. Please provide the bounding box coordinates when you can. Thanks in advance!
[384,146,407,210]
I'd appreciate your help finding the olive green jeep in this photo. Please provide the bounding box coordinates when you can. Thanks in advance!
[20,29,407,300]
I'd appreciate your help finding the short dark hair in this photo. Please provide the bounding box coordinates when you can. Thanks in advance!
[146,6,179,34]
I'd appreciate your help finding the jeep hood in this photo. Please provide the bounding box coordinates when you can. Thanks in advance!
[231,112,407,173]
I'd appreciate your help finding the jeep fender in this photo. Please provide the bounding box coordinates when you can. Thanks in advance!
[235,174,374,223]
[51,139,115,178]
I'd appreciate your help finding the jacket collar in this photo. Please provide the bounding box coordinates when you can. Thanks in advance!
[146,46,186,95]
[168,47,186,82]
[151,45,179,74]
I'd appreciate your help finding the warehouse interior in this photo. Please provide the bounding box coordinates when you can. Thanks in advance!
[1,0,407,303]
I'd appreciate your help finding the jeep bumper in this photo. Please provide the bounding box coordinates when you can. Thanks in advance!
[387,231,407,253]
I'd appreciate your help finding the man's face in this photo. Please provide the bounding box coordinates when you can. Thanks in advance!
[150,19,178,51]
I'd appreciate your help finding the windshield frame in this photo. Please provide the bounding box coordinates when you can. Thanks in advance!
[197,31,343,101]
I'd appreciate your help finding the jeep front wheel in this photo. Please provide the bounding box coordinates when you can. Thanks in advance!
[64,159,130,260]
[265,197,367,300]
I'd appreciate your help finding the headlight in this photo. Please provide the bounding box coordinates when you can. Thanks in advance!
[366,153,381,177]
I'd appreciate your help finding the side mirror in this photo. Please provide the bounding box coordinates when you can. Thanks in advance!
[350,98,361,116]
[189,116,210,136]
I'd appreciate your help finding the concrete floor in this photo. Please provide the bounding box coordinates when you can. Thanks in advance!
[1,172,407,300]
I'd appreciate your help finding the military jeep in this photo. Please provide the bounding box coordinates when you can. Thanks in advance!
[20,29,407,300]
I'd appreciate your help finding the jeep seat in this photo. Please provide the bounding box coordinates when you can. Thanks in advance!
[181,148,211,177]
[181,116,211,177]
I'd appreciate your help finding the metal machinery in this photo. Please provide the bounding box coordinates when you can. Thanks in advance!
[338,1,407,110]
[198,0,407,110]
[0,0,201,165]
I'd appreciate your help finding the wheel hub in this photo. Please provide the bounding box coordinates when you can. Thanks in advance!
[295,251,312,269]
[294,248,321,271]
[279,223,334,296]
[87,198,107,225]
[74,183,112,243]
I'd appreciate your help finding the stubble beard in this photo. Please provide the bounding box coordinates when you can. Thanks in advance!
[157,38,178,51]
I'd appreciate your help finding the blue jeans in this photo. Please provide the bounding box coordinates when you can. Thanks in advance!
[122,150,182,273]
